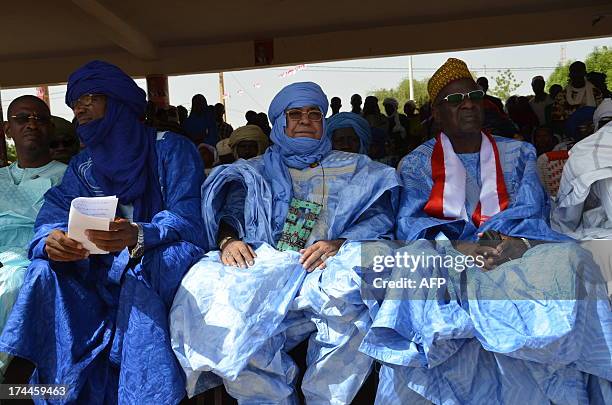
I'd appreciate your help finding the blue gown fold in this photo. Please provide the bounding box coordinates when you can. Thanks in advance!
[0,132,206,404]
[171,151,399,403]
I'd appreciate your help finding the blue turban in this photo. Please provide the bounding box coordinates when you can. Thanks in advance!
[326,112,371,154]
[65,60,162,221]
[262,82,330,240]
[565,106,596,141]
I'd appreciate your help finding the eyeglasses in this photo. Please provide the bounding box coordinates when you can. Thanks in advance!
[9,113,51,125]
[70,93,104,110]
[285,108,323,122]
[439,90,485,105]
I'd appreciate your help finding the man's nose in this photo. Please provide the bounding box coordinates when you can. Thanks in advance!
[73,104,87,115]
[299,113,312,125]
[460,97,478,109]
[25,117,43,130]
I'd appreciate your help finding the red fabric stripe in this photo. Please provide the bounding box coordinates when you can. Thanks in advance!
[471,133,508,227]
[546,150,569,161]
[472,202,482,226]
[424,133,446,219]
[486,132,510,213]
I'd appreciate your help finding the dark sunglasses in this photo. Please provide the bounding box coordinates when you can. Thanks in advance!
[9,113,51,125]
[50,139,77,149]
[439,90,485,105]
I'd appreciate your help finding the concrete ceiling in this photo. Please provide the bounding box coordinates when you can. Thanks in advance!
[1,0,611,88]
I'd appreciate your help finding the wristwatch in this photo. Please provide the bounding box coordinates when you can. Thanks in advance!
[130,223,145,258]
[218,236,236,250]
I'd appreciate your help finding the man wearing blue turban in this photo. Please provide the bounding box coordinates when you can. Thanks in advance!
[170,82,399,403]
[327,111,371,154]
[0,61,207,404]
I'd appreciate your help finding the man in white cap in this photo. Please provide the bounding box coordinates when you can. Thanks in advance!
[216,138,235,164]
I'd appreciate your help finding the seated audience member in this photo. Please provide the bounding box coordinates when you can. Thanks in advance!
[153,105,184,134]
[170,82,399,404]
[551,61,603,125]
[532,125,557,156]
[553,100,612,240]
[508,96,539,139]
[0,96,67,381]
[215,138,235,165]
[49,116,80,164]
[198,143,218,174]
[327,111,371,154]
[360,58,611,405]
[536,148,569,198]
[546,83,564,131]
[593,98,612,129]
[553,100,612,297]
[0,61,206,404]
[565,105,596,142]
[228,124,270,160]
[183,94,218,145]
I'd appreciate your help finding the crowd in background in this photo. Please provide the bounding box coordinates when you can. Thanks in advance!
[31,60,611,183]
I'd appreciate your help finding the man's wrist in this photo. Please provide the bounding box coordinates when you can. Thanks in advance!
[129,223,144,258]
[219,236,237,250]
[520,237,532,249]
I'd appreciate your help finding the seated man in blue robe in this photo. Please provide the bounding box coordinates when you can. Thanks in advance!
[0,61,206,404]
[327,111,371,154]
[0,96,67,381]
[170,82,399,404]
[359,58,611,405]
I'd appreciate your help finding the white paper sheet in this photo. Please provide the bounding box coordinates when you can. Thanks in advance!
[67,196,119,254]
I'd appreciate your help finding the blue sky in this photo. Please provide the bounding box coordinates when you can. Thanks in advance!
[2,36,610,128]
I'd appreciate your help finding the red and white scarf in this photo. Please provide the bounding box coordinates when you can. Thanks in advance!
[424,132,509,227]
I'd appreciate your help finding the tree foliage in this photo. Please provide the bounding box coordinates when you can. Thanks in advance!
[547,61,571,90]
[547,46,612,91]
[371,77,430,109]
[6,139,16,164]
[585,46,612,88]
[489,69,522,101]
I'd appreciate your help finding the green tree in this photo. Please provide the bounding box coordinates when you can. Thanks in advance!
[586,46,612,89]
[547,61,572,90]
[547,46,612,91]
[371,77,430,110]
[489,69,522,101]
[6,139,16,164]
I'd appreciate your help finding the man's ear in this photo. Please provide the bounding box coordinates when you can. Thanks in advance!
[3,121,10,139]
[432,102,441,124]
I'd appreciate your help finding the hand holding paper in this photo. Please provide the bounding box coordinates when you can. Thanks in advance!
[67,196,119,254]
